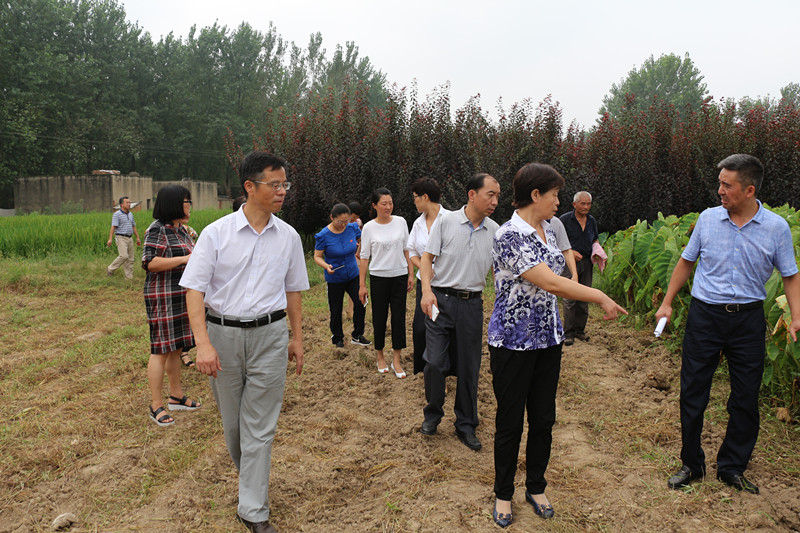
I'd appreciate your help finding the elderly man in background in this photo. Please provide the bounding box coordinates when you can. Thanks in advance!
[559,191,599,345]
[106,196,141,279]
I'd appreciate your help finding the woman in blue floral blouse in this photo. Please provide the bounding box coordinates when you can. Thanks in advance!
[488,163,626,528]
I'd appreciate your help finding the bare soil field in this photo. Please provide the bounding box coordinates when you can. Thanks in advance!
[1,265,799,532]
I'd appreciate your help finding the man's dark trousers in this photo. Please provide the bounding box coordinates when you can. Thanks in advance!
[680,299,765,476]
[563,256,593,338]
[413,280,458,375]
[423,289,483,433]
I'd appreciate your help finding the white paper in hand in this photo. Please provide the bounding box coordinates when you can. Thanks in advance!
[654,317,667,337]
[430,304,439,322]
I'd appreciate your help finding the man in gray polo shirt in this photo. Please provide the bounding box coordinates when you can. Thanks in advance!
[419,173,500,450]
[106,196,141,279]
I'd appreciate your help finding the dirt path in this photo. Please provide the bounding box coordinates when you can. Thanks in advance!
[2,283,799,532]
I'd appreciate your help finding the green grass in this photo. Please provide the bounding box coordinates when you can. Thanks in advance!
[0,209,229,257]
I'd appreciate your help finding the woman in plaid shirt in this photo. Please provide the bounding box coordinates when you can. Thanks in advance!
[142,185,201,426]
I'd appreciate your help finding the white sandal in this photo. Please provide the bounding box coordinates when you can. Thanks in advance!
[391,363,406,379]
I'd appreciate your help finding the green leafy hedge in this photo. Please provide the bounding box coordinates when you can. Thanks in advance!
[599,206,800,409]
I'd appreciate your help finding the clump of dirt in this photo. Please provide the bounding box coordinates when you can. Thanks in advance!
[1,288,799,532]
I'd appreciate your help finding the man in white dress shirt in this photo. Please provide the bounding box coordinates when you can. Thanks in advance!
[181,151,308,533]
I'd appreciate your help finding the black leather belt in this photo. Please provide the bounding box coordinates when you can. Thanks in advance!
[699,300,763,313]
[206,310,286,328]
[116,234,132,237]
[433,286,482,299]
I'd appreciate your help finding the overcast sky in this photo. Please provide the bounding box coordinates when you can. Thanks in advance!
[122,0,800,129]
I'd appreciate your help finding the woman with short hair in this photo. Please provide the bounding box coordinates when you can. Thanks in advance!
[488,163,625,527]
[314,203,370,348]
[406,177,450,375]
[142,184,201,426]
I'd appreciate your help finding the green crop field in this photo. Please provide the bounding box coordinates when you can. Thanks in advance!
[0,210,229,258]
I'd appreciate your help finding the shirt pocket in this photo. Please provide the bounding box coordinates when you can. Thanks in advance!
[260,253,291,293]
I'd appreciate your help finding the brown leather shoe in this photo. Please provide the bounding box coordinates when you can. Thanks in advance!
[237,514,278,533]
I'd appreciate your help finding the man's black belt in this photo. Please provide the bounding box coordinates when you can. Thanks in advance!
[116,234,132,237]
[699,300,763,313]
[206,310,286,328]
[432,286,482,299]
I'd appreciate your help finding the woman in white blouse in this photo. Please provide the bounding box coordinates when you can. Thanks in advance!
[359,188,414,378]
[406,177,450,374]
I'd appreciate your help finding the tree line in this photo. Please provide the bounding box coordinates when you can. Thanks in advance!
[4,0,799,231]
[0,0,387,207]
[228,77,800,235]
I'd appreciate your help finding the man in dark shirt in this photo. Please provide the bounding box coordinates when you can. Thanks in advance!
[559,191,599,345]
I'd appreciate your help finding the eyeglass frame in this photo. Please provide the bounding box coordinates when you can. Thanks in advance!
[250,180,292,191]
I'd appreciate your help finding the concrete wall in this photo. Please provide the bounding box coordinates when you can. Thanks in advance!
[153,180,218,210]
[14,175,153,214]
[13,176,223,214]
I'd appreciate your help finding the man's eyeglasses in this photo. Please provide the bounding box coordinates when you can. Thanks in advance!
[252,180,292,191]
[183,200,193,205]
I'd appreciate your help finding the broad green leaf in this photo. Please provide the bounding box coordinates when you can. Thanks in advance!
[624,276,634,294]
[633,230,656,269]
[766,343,780,362]
[761,364,773,385]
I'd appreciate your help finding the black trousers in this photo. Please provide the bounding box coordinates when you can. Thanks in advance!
[412,280,458,375]
[327,276,365,344]
[490,343,562,499]
[680,299,765,475]
[562,257,593,338]
[423,289,483,433]
[369,274,407,351]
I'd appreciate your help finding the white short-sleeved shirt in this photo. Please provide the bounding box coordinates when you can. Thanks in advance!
[360,215,409,278]
[179,209,309,317]
[406,207,450,280]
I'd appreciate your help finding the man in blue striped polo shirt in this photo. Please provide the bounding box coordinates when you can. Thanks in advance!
[106,196,141,279]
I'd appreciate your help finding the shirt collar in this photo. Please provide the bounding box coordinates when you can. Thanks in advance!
[235,206,276,234]
[420,206,445,224]
[510,211,552,237]
[718,199,764,224]
[457,205,486,230]
[510,211,534,235]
